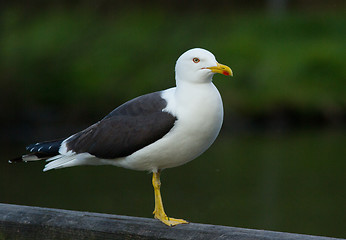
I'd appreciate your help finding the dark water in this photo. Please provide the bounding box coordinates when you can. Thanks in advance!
[1,129,345,238]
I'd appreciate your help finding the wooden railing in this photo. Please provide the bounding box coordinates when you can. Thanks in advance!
[0,203,342,240]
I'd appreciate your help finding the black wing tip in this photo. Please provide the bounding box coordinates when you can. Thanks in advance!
[8,156,24,163]
[26,143,39,152]
[10,139,64,164]
[25,139,64,155]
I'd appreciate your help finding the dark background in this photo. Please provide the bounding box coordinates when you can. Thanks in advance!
[1,0,345,238]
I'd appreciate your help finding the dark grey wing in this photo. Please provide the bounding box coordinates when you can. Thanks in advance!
[65,91,177,159]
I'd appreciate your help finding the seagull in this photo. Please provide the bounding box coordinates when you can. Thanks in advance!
[10,48,233,226]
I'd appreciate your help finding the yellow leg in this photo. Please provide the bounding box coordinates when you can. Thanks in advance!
[152,171,188,227]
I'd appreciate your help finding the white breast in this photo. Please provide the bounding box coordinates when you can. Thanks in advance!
[115,82,224,172]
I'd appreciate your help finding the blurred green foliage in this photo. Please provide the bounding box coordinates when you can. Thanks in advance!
[1,7,345,120]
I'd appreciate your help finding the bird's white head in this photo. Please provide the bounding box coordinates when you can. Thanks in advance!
[175,48,232,84]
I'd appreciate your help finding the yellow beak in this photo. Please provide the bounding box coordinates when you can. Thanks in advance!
[206,63,233,76]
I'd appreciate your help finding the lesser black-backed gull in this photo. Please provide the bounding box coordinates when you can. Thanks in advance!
[10,48,233,226]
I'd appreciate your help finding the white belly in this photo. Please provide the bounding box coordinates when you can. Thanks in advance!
[112,84,224,172]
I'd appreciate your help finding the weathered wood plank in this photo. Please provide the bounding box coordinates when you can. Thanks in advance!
[0,203,342,240]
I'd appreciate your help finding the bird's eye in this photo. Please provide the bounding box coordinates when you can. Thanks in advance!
[192,58,200,63]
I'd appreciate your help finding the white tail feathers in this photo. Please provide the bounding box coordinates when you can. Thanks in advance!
[22,154,42,162]
[43,152,98,171]
[43,155,76,171]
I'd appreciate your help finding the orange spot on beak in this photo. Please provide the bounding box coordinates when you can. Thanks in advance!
[222,70,230,76]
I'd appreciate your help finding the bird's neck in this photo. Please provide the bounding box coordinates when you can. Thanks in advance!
[174,80,218,103]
